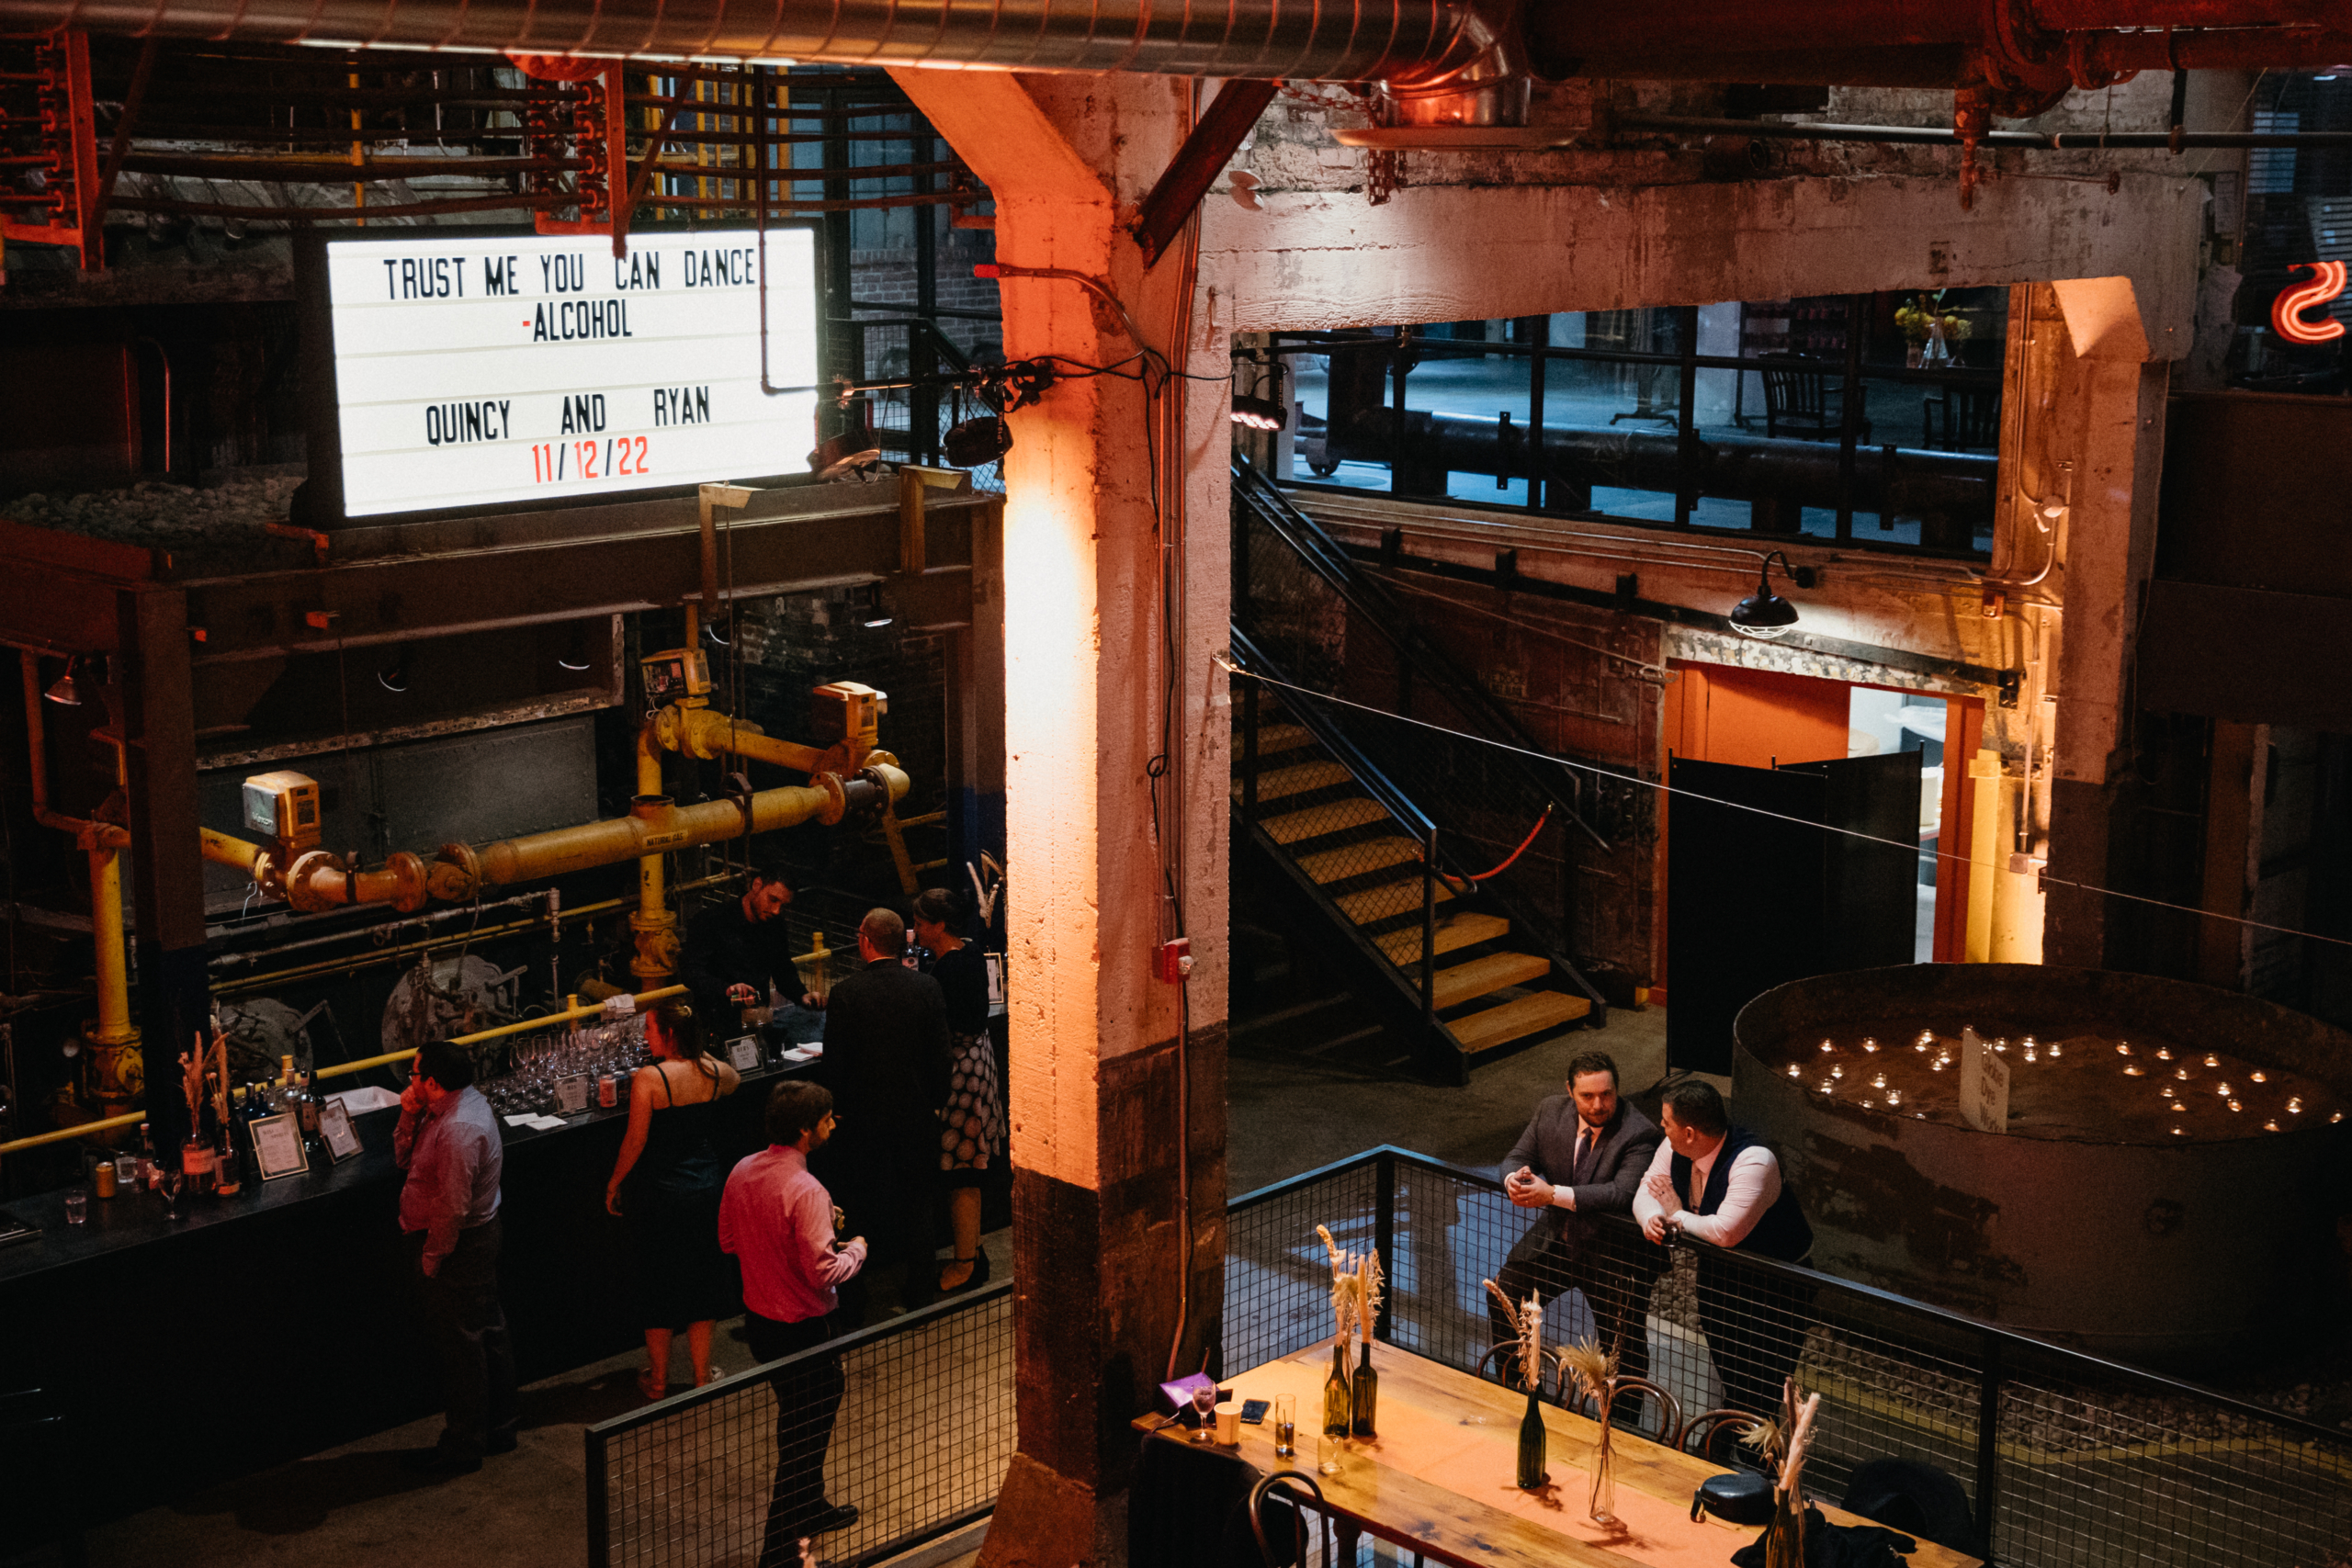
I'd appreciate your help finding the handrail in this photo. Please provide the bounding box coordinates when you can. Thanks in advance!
[1229,626,1438,849]
[1233,456,1609,852]
[1229,1143,2352,1455]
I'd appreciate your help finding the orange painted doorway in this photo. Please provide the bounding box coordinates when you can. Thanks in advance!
[1656,661,1984,989]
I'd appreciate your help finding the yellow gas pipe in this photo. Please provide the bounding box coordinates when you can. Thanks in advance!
[18,650,141,1112]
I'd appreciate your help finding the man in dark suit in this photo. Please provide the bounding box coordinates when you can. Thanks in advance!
[1492,1051,1666,1382]
[820,907,951,1314]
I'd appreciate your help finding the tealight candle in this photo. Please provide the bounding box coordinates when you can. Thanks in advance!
[2204,1055,2220,1067]
[1831,1066,1844,1079]
[2217,1083,2232,1097]
[2116,1043,2132,1055]
[1871,1074,1887,1089]
[2171,1126,2186,1136]
[1818,1079,1836,1095]
[1993,1038,2009,1054]
[2048,1043,2062,1058]
[2123,1066,2144,1077]
[1886,1090,1903,1106]
[2175,1067,2189,1080]
[1819,1040,1835,1053]
[2287,1098,2303,1114]
[2333,1111,2344,1123]
[1788,1064,1802,1077]
[2229,1100,2243,1112]
[1862,1038,1879,1053]
[2154,1047,2173,1061]
[2250,1072,2267,1083]
[2266,1120,2281,1132]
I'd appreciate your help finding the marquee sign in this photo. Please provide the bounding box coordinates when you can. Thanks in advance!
[2271,260,2348,347]
[312,227,820,519]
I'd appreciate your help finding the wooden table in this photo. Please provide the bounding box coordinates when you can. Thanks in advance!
[1136,1339,1981,1568]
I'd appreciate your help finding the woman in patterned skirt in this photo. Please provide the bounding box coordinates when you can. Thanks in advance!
[912,886,1001,1293]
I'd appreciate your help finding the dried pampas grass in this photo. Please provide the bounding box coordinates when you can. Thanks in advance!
[1317,1224,1363,1350]
[1482,1279,1544,1389]
[1557,1336,1618,1403]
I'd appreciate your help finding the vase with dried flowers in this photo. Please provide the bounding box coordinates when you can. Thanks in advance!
[1558,1337,1621,1524]
[1763,1379,1823,1568]
[1351,1252,1383,1437]
[1316,1225,1360,1436]
[1483,1279,1548,1489]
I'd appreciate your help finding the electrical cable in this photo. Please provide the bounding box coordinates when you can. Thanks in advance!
[1219,657,2352,954]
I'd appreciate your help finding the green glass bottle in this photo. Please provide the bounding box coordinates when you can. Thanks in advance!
[1322,1341,1352,1437]
[1351,1341,1379,1438]
[1516,1388,1547,1489]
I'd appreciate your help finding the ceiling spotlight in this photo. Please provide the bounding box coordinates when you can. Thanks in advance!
[855,582,894,629]
[1729,549,1804,638]
[1230,393,1287,432]
[42,656,81,705]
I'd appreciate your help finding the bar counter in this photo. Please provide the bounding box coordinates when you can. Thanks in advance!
[0,1053,812,1526]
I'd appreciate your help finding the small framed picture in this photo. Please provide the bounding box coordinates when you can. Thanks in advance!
[318,1098,364,1164]
[985,950,1006,1012]
[727,1034,763,1072]
[250,1112,309,1181]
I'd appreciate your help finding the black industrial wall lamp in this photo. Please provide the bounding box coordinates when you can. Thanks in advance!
[1729,550,1814,638]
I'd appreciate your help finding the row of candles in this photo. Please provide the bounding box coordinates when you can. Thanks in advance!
[1786,1032,2343,1134]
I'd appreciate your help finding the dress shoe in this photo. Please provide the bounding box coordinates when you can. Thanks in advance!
[807,1502,860,1536]
[400,1447,483,1477]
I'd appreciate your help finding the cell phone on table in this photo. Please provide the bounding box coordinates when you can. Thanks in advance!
[1239,1398,1270,1425]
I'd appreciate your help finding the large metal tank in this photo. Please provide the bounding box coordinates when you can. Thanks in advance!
[1734,964,2352,1364]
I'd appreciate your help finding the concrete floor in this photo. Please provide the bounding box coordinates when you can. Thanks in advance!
[80,1006,1677,1568]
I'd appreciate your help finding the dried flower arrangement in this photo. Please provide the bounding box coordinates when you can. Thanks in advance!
[1481,1278,1544,1390]
[1316,1224,1363,1352]
[1558,1337,1622,1524]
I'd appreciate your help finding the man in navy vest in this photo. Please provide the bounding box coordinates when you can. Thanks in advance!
[1631,1079,1815,1417]
[1492,1051,1665,1384]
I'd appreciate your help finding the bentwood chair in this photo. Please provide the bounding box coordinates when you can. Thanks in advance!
[1249,1472,1335,1568]
[1562,1374,1684,1449]
[1476,1341,1562,1395]
[1680,1406,1770,1467]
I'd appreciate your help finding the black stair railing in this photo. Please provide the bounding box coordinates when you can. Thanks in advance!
[1232,458,1608,1024]
[1231,626,1444,1046]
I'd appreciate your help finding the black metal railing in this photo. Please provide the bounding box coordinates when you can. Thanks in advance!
[1233,459,1609,1023]
[834,313,1001,482]
[587,1282,1014,1568]
[1224,1146,2352,1568]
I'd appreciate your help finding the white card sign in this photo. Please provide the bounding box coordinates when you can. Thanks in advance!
[556,1075,592,1115]
[728,1035,763,1072]
[1959,1027,2011,1134]
[318,228,820,517]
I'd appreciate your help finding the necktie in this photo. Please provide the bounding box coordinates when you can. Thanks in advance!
[1572,1130,1592,1184]
[1690,1156,1706,1213]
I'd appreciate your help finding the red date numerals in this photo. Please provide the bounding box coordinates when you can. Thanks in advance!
[531,437,650,485]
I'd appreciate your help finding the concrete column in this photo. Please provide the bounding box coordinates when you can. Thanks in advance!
[890,71,1232,1568]
[2025,278,2170,967]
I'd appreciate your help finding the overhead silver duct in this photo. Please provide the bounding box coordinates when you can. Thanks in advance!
[10,0,1530,126]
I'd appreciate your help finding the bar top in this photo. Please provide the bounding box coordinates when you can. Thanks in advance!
[0,1054,812,1287]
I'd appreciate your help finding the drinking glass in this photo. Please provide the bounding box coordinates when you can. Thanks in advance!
[1273,1395,1296,1458]
[1317,1435,1343,1476]
[1191,1382,1218,1441]
[63,1187,88,1224]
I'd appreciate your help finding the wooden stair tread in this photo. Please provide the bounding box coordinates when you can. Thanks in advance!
[1259,797,1389,845]
[1375,912,1510,965]
[1238,724,1316,756]
[1295,837,1424,886]
[1451,991,1593,1053]
[1335,877,1454,926]
[1235,760,1352,803]
[1432,951,1553,1010]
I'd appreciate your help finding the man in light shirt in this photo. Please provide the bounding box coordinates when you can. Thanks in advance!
[1631,1079,1815,1416]
[721,1080,868,1568]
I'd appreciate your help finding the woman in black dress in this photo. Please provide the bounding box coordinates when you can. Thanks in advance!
[605,999,741,1399]
[911,887,1002,1293]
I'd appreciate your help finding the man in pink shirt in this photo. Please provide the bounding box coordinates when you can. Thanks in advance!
[721,1080,867,1568]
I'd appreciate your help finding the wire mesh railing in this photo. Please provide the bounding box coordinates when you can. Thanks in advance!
[1225,1146,2352,1568]
[589,1282,1013,1568]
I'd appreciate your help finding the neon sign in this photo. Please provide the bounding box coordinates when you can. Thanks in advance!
[2271,260,2348,345]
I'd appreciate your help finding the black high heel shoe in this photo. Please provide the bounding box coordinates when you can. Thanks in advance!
[939,1248,991,1294]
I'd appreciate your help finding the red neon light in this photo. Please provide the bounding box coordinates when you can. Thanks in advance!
[2272,261,2349,345]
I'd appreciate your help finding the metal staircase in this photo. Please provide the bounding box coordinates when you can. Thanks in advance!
[1223,479,1609,1086]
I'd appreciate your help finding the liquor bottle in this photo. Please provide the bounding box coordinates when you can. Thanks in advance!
[298,1070,323,1155]
[214,1093,243,1198]
[1322,1341,1351,1437]
[278,1055,299,1115]
[1351,1340,1380,1438]
[136,1121,158,1190]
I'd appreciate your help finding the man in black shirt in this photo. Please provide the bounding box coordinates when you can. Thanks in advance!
[681,864,806,1032]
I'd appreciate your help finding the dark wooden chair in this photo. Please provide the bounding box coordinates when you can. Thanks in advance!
[1562,1375,1685,1449]
[1922,386,1999,450]
[1476,1341,1560,1394]
[1759,353,1869,443]
[1681,1406,1770,1466]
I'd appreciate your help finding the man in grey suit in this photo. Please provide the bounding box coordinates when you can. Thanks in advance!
[1492,1051,1666,1382]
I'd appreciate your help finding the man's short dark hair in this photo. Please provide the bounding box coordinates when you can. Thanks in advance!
[415,1039,475,1092]
[1566,1051,1619,1089]
[1663,1079,1728,1135]
[750,862,794,888]
[860,907,906,957]
[766,1080,834,1145]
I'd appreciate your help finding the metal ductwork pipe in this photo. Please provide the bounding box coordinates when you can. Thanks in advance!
[6,0,1530,123]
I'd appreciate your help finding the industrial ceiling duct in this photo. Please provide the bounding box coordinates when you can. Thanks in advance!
[4,0,1532,127]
